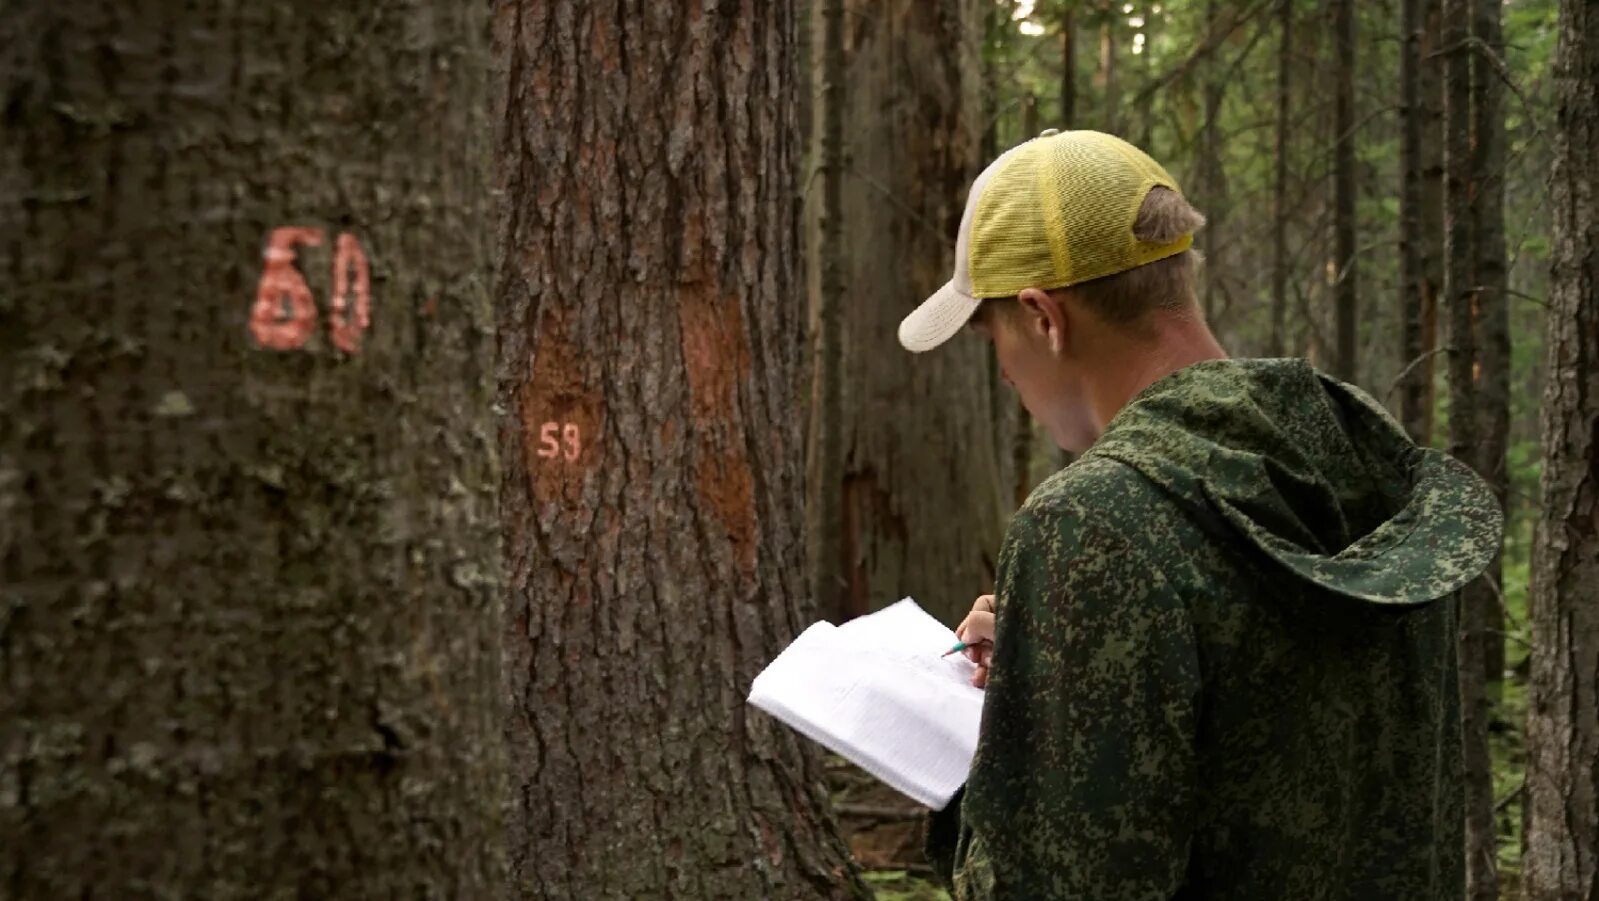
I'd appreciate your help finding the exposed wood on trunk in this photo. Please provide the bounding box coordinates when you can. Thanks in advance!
[494,2,868,896]
[0,4,504,895]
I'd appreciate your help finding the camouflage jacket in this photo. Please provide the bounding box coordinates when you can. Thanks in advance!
[926,358,1501,900]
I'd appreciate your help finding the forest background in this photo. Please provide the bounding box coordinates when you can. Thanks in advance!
[2,0,1595,900]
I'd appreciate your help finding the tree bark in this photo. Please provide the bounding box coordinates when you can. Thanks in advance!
[1525,0,1599,896]
[1419,0,1445,444]
[831,0,1009,626]
[1470,0,1509,690]
[1097,1,1121,134]
[1443,0,1499,894]
[1061,6,1079,129]
[812,0,848,624]
[494,3,867,898]
[0,4,503,896]
[1398,0,1428,442]
[1332,0,1358,383]
[1270,0,1293,358]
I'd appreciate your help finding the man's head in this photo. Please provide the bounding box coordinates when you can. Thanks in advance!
[898,130,1222,454]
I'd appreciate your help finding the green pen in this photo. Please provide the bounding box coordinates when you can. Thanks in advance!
[942,638,991,658]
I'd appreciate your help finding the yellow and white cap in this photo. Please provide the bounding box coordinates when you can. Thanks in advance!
[897,129,1193,353]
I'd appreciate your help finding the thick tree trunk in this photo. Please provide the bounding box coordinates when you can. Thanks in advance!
[1398,0,1429,442]
[1332,0,1358,383]
[1443,0,1500,894]
[0,4,503,896]
[812,0,848,624]
[832,0,1009,626]
[494,3,867,898]
[1525,1,1599,896]
[1470,0,1509,689]
[1270,0,1293,358]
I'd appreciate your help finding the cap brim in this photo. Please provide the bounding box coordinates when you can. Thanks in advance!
[898,281,982,353]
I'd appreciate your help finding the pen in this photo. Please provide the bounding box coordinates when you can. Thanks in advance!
[942,638,991,658]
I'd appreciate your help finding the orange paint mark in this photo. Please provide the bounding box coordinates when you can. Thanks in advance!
[250,227,324,350]
[535,422,582,462]
[679,290,757,573]
[328,232,371,354]
[522,306,602,507]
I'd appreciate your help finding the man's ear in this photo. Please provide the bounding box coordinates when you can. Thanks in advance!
[1016,287,1068,354]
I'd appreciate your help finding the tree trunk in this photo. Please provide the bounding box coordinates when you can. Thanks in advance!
[1525,0,1599,896]
[0,4,503,896]
[1061,6,1078,129]
[1270,0,1293,358]
[832,0,1009,626]
[1398,0,1428,442]
[494,3,867,898]
[1470,0,1509,690]
[1332,0,1358,383]
[1419,0,1445,445]
[812,0,848,624]
[1443,0,1500,894]
[1097,2,1121,134]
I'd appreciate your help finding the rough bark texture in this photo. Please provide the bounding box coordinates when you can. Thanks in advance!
[1331,0,1358,383]
[1442,0,1500,894]
[0,4,503,897]
[811,0,847,623]
[1469,0,1509,688]
[1270,0,1292,358]
[1525,0,1599,895]
[494,3,868,898]
[1097,2,1121,134]
[1398,0,1429,443]
[1419,0,1445,445]
[831,0,1009,627]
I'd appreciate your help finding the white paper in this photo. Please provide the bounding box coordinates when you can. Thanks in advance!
[747,598,985,809]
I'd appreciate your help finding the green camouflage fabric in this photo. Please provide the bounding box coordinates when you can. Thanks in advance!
[926,358,1502,900]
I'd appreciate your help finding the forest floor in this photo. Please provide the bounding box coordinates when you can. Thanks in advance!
[828,757,950,900]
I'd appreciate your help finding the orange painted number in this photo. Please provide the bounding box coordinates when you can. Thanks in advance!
[329,233,371,354]
[250,227,325,350]
[538,422,582,462]
[250,228,372,354]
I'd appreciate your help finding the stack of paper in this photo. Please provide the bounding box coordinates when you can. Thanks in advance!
[747,598,985,810]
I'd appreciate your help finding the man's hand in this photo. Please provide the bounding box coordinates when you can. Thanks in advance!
[955,594,997,688]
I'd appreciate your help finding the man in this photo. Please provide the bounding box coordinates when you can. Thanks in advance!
[900,130,1501,899]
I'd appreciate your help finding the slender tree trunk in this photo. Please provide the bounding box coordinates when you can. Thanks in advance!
[1443,0,1500,894]
[1098,2,1121,134]
[1470,0,1509,690]
[0,4,503,896]
[494,3,868,898]
[1525,1,1599,896]
[812,0,847,624]
[1271,0,1293,357]
[833,0,1008,626]
[1332,0,1358,383]
[1419,0,1445,444]
[1061,5,1078,129]
[1398,0,1429,442]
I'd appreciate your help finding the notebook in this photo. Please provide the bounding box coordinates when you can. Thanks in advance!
[746,598,985,810]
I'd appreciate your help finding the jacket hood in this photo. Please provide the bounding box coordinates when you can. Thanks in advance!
[1085,359,1502,605]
